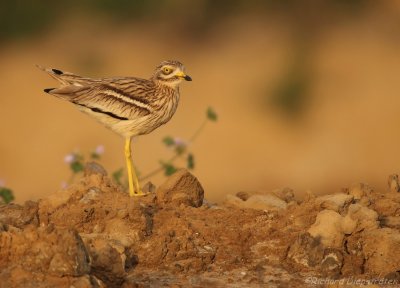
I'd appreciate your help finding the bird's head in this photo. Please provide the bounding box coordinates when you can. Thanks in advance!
[152,60,192,88]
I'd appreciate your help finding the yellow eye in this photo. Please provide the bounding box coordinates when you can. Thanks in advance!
[163,67,172,74]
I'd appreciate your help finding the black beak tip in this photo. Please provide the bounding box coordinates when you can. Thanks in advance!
[184,75,192,81]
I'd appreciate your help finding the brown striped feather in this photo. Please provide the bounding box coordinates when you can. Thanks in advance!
[38,60,190,137]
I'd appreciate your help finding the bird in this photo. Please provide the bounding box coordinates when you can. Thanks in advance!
[37,60,192,197]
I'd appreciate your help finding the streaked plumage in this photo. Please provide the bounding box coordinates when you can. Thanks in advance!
[38,60,191,137]
[38,60,192,196]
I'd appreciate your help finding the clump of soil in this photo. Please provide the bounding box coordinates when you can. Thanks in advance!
[1,164,400,287]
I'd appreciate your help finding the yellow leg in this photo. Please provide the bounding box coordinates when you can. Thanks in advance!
[124,137,145,196]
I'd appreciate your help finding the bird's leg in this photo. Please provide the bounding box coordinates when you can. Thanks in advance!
[124,137,145,196]
[124,137,135,196]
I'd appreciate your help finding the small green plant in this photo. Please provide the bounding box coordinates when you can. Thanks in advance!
[0,180,15,204]
[141,106,218,180]
[62,145,110,188]
[63,107,218,188]
[111,168,124,185]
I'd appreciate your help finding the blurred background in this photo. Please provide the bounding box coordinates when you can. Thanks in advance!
[2,0,400,203]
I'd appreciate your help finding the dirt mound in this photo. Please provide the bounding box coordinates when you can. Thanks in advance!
[1,164,400,287]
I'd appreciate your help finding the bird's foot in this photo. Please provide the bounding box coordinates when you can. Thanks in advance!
[129,190,149,197]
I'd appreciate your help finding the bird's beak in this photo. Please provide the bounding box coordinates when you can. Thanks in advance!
[176,71,192,81]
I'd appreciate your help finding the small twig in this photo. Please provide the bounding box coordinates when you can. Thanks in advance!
[188,118,208,143]
[140,118,209,181]
[67,172,76,186]
[140,153,181,181]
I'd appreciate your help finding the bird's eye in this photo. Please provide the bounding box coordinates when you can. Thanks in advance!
[163,67,172,74]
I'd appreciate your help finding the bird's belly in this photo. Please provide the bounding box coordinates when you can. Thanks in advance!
[124,101,179,137]
[76,93,179,138]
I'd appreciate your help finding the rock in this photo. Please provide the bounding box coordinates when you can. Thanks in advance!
[224,194,243,208]
[39,175,132,230]
[346,204,379,231]
[388,174,400,193]
[224,193,287,211]
[47,228,90,276]
[316,193,353,213]
[38,190,73,225]
[0,201,38,228]
[245,194,287,210]
[341,214,357,235]
[384,271,400,282]
[285,195,321,229]
[308,210,344,248]
[70,275,106,288]
[0,267,105,288]
[271,187,295,203]
[142,182,156,194]
[287,232,324,268]
[341,233,365,276]
[320,248,343,277]
[156,169,204,208]
[308,204,377,244]
[235,188,294,203]
[103,218,140,246]
[80,188,102,204]
[304,190,317,202]
[201,198,217,208]
[363,228,400,276]
[349,183,373,200]
[372,195,400,217]
[8,162,400,286]
[83,237,129,286]
[380,216,400,229]
[358,196,371,206]
[0,226,90,277]
[236,191,250,201]
[84,162,107,177]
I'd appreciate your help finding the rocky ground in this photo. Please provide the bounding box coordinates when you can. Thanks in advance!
[1,163,400,288]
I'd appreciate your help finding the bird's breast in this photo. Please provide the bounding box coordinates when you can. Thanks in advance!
[156,88,180,124]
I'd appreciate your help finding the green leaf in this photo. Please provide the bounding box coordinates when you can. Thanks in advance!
[165,165,177,176]
[112,168,124,185]
[162,136,175,147]
[70,161,84,173]
[160,162,177,176]
[207,107,218,122]
[187,153,195,169]
[0,187,14,204]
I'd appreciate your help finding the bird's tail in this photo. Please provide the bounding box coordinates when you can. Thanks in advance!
[36,65,90,98]
[36,64,92,86]
[36,64,70,85]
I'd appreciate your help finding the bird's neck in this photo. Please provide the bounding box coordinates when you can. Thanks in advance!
[152,78,182,90]
[152,81,180,120]
[149,81,179,104]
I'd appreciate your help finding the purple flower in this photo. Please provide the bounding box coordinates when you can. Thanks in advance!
[95,145,105,155]
[173,137,186,147]
[64,153,76,164]
[60,181,68,189]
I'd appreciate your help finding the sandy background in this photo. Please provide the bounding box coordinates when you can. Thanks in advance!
[2,1,400,203]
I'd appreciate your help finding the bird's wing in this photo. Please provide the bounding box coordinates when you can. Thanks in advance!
[44,81,153,121]
[38,66,155,120]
